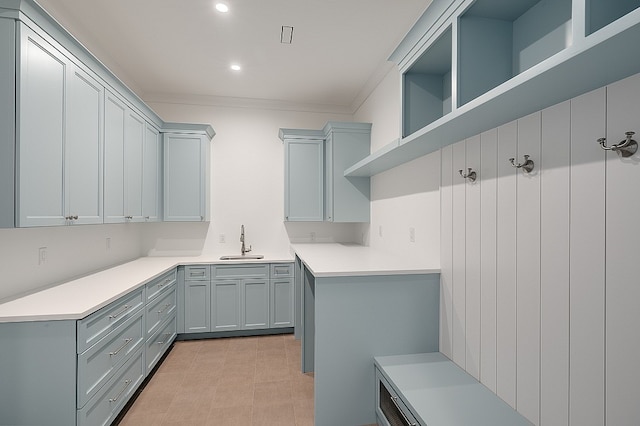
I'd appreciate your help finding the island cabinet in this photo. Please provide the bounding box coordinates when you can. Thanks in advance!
[293,244,440,426]
[163,132,210,222]
[15,23,104,227]
[0,268,178,426]
[279,122,371,223]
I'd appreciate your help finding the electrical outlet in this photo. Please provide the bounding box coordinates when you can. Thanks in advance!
[38,247,47,265]
[310,232,316,242]
[106,237,111,250]
[219,233,226,243]
[378,225,383,237]
[409,227,415,243]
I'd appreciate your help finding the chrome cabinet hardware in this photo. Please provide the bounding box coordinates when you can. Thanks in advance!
[109,338,133,356]
[157,303,171,315]
[65,215,78,220]
[125,215,133,219]
[509,155,535,173]
[157,333,171,345]
[109,379,132,403]
[390,396,417,426]
[598,131,638,157]
[157,278,170,288]
[108,305,130,320]
[459,167,477,182]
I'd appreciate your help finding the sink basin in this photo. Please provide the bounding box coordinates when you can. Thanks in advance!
[219,254,264,260]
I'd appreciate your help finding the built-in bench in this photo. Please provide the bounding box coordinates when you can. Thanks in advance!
[375,352,533,426]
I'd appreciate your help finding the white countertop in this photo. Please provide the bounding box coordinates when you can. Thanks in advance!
[291,243,440,278]
[0,252,293,323]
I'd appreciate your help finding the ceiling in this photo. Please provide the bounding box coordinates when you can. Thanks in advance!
[36,0,432,113]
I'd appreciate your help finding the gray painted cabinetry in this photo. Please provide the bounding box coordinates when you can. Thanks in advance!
[280,122,371,223]
[181,263,294,335]
[0,268,178,426]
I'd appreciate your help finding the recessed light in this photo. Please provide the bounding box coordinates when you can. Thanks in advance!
[215,3,229,13]
[230,64,241,71]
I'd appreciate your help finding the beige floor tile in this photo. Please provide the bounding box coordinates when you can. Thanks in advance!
[211,382,255,408]
[207,405,254,425]
[252,402,296,426]
[290,376,314,400]
[293,398,314,426]
[117,412,166,426]
[253,380,293,406]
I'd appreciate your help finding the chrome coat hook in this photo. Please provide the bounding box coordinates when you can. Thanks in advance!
[459,168,477,182]
[598,131,638,157]
[509,155,534,173]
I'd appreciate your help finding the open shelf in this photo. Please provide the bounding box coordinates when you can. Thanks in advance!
[458,0,572,106]
[345,13,640,177]
[402,27,452,137]
[586,0,640,35]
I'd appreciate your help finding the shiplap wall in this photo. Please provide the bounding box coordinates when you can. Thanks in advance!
[440,72,640,426]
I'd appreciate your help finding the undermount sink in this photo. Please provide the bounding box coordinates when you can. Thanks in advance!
[219,254,264,260]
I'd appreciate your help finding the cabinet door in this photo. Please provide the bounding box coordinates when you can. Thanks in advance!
[164,133,207,221]
[104,91,126,223]
[270,278,294,328]
[124,110,144,222]
[16,25,67,227]
[184,280,210,333]
[284,138,324,221]
[211,279,241,331]
[66,65,103,225]
[242,279,269,330]
[142,124,161,222]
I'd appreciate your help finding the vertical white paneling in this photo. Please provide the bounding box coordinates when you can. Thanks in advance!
[569,87,605,426]
[479,128,498,392]
[451,140,467,368]
[465,135,481,380]
[605,73,640,425]
[540,101,570,425]
[440,145,453,359]
[496,121,517,408]
[516,112,541,425]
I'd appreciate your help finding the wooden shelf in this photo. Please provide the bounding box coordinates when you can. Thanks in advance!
[345,8,640,177]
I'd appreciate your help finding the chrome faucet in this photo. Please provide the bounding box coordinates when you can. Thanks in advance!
[240,224,252,255]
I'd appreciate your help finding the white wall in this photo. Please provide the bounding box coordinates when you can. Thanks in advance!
[353,68,440,262]
[0,224,145,302]
[144,101,359,257]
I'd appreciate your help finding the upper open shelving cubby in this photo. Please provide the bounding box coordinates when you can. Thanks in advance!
[458,0,572,106]
[344,0,640,177]
[403,27,452,137]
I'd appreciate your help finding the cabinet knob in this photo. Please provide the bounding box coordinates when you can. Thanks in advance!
[125,215,133,220]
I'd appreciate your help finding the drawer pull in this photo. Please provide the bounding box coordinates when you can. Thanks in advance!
[191,271,205,277]
[390,396,417,426]
[157,278,171,288]
[157,333,171,345]
[109,338,133,357]
[108,305,130,320]
[109,379,132,403]
[157,303,171,315]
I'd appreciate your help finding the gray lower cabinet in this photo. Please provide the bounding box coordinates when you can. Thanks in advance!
[181,263,294,334]
[0,268,177,426]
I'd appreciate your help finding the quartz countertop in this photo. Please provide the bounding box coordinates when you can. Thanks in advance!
[0,252,293,323]
[291,243,440,278]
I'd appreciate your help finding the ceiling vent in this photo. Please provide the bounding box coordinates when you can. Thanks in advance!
[281,26,294,44]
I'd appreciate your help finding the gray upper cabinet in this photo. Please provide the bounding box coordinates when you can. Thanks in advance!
[283,135,325,222]
[0,1,215,228]
[280,122,371,223]
[142,124,161,222]
[324,122,371,222]
[16,24,103,227]
[163,132,209,222]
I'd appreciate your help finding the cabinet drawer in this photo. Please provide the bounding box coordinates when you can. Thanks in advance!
[376,369,420,426]
[270,263,294,278]
[77,348,145,426]
[145,314,177,374]
[77,310,144,408]
[145,268,176,302]
[77,288,144,353]
[145,283,177,338]
[212,263,269,279]
[184,264,210,281]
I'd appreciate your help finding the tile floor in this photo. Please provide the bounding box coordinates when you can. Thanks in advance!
[116,334,314,426]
